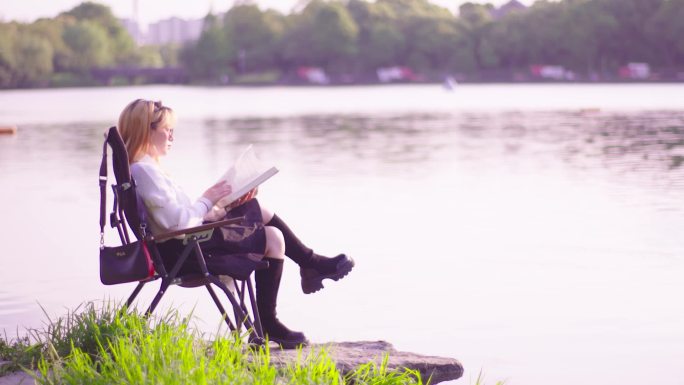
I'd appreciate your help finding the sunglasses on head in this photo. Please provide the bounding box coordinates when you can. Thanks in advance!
[131,99,168,128]
[131,99,166,110]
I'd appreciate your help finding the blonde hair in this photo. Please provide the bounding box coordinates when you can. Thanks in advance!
[118,99,176,164]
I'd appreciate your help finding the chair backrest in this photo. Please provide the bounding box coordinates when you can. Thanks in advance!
[100,126,145,244]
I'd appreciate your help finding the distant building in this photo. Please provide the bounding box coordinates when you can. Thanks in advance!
[119,17,203,46]
[146,17,203,45]
[119,18,144,45]
[376,66,418,83]
[530,65,576,80]
[297,67,330,84]
[490,0,527,19]
[619,63,651,80]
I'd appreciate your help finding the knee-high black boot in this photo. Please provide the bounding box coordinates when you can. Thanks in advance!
[255,257,308,349]
[266,214,355,294]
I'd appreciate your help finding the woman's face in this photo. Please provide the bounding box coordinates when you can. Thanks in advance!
[149,122,174,158]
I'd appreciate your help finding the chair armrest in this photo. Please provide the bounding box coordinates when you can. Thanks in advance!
[150,216,245,242]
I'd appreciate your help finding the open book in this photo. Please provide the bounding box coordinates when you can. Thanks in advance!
[204,145,278,221]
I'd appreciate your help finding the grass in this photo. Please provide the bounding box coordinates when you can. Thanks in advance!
[1,301,425,384]
[1,302,135,375]
[0,332,42,375]
[473,370,506,385]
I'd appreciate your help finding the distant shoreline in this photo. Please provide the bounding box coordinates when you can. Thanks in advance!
[2,78,683,91]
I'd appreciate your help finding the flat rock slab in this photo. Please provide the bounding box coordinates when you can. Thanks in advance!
[0,362,33,385]
[0,371,33,385]
[269,340,463,384]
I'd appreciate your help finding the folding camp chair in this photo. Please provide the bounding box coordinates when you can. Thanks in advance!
[98,126,266,343]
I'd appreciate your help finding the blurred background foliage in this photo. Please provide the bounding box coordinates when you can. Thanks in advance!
[1,0,683,87]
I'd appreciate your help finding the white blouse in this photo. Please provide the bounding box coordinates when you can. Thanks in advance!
[131,155,212,237]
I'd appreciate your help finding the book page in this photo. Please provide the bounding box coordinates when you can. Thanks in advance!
[204,145,278,221]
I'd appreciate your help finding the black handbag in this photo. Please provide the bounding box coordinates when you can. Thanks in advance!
[100,241,154,285]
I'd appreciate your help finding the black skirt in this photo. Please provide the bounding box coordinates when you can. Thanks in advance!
[155,199,266,276]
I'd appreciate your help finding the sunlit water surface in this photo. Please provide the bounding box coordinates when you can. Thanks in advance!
[1,84,683,385]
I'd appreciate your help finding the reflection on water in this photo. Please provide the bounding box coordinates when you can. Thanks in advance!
[1,108,684,385]
[198,110,684,193]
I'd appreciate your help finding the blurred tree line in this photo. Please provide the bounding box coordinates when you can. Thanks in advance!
[0,2,167,87]
[1,0,683,88]
[183,0,684,82]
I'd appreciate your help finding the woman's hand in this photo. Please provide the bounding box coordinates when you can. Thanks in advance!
[227,187,258,209]
[202,180,232,205]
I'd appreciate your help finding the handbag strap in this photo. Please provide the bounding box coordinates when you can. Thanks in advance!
[136,186,149,238]
[99,135,109,248]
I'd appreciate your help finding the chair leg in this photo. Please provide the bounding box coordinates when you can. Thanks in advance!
[126,281,147,308]
[246,278,264,339]
[234,280,256,338]
[205,284,236,331]
[233,281,245,331]
[229,278,264,344]
[146,280,170,316]
[210,276,259,340]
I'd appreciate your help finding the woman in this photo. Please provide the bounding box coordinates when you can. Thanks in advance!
[118,99,355,348]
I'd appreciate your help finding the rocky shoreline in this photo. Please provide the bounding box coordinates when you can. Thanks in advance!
[270,340,463,384]
[1,341,462,385]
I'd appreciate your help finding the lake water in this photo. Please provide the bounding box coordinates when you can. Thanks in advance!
[1,84,683,385]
